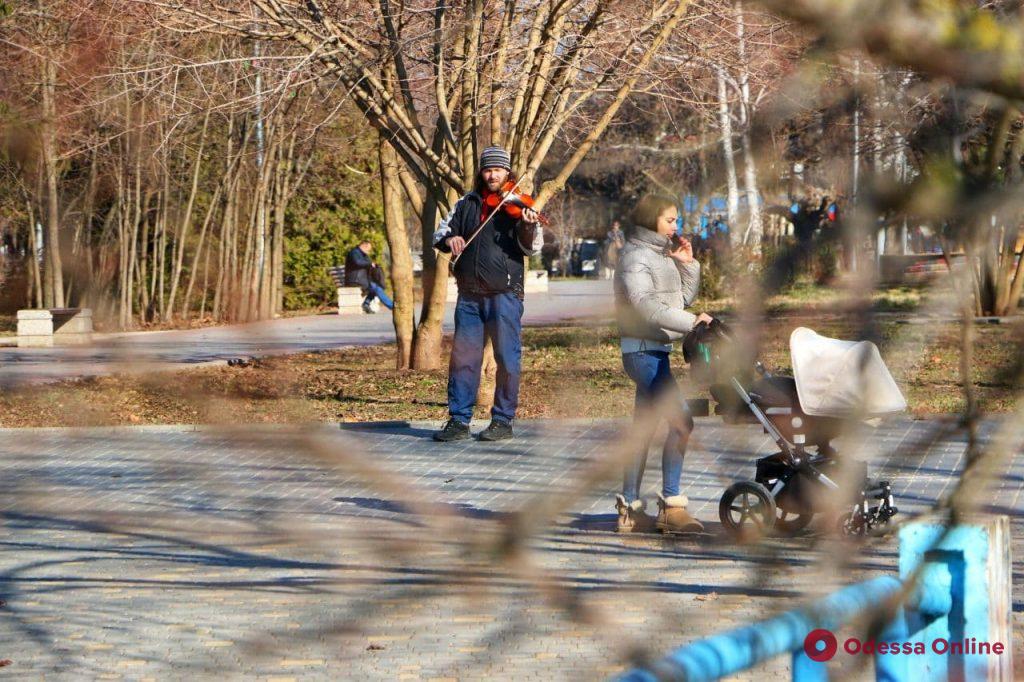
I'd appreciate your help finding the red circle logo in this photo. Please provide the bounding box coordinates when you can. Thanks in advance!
[804,629,838,662]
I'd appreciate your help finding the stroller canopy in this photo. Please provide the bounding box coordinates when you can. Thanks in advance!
[790,327,907,418]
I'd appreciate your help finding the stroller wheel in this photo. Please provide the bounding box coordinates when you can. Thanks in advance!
[719,481,777,539]
[838,511,867,537]
[775,509,814,535]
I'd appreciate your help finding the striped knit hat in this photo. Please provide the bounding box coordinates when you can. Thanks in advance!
[479,145,512,171]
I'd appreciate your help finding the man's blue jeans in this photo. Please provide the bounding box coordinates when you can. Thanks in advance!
[621,350,691,502]
[448,292,523,424]
[364,283,394,310]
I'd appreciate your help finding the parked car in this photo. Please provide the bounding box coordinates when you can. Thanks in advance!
[571,239,602,278]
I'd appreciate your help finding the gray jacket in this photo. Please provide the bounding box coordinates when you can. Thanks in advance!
[614,226,701,347]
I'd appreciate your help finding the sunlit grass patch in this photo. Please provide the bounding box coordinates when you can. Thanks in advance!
[0,312,1018,427]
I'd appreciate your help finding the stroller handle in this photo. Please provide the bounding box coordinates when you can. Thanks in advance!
[693,317,732,343]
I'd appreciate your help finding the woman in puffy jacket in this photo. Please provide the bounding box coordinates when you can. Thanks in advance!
[613,194,713,534]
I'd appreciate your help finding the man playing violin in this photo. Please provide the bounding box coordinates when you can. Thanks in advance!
[432,145,543,442]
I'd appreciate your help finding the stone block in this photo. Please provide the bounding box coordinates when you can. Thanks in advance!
[17,309,54,321]
[17,334,55,348]
[17,308,93,347]
[337,287,364,315]
[57,316,93,334]
[524,269,549,293]
[18,319,55,336]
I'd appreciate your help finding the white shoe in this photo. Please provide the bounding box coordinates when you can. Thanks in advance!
[368,299,381,313]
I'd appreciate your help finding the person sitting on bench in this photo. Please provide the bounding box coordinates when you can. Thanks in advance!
[345,240,393,313]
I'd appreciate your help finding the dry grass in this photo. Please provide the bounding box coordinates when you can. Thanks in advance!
[0,311,1020,428]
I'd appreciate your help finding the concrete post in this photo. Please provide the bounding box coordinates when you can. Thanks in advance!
[886,517,1013,681]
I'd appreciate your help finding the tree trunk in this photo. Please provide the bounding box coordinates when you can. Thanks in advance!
[78,149,100,307]
[980,217,1003,316]
[254,40,270,321]
[166,111,210,321]
[458,0,483,186]
[137,190,153,321]
[258,133,278,320]
[379,131,416,369]
[41,56,64,308]
[239,182,257,321]
[412,194,448,370]
[734,3,761,251]
[26,199,42,308]
[270,135,290,317]
[717,68,740,238]
[740,129,762,251]
[852,59,861,204]
[182,183,222,318]
[998,230,1024,315]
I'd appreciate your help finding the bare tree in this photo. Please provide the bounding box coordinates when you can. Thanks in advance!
[159,0,696,368]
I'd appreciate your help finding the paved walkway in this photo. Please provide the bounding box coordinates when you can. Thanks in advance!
[0,280,614,386]
[1,417,1021,679]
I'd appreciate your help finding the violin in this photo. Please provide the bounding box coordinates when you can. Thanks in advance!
[448,179,550,268]
[484,181,551,226]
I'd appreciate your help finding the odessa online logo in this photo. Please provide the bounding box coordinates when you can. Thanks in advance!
[802,629,1007,662]
[804,629,838,662]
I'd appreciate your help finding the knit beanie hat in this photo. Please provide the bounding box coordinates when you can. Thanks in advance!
[479,146,512,171]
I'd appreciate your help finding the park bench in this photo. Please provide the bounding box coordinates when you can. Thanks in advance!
[17,308,94,348]
[327,266,365,315]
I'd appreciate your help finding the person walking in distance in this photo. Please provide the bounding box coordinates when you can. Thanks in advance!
[432,146,543,442]
[602,219,626,279]
[613,194,713,534]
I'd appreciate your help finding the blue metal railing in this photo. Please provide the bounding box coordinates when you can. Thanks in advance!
[619,518,1011,682]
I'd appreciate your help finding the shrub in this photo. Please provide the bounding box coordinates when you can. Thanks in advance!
[283,198,386,310]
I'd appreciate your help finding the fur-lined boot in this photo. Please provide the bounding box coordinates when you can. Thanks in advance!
[614,494,656,533]
[656,493,704,534]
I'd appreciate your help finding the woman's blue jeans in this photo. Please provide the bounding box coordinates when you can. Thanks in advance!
[621,350,691,503]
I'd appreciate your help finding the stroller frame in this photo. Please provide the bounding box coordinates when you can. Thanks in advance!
[691,324,899,538]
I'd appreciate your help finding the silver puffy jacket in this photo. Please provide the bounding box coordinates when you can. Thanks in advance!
[614,226,701,346]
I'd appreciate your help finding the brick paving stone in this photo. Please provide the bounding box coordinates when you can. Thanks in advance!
[0,417,1020,680]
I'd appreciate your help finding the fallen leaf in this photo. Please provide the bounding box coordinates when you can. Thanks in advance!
[695,592,718,602]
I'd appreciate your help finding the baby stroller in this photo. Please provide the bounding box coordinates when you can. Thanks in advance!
[683,322,906,538]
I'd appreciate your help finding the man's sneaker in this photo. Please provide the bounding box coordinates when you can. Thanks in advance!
[433,418,470,442]
[478,419,513,441]
[615,494,656,533]
[362,300,377,314]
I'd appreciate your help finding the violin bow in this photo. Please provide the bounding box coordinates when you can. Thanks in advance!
[449,174,526,267]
